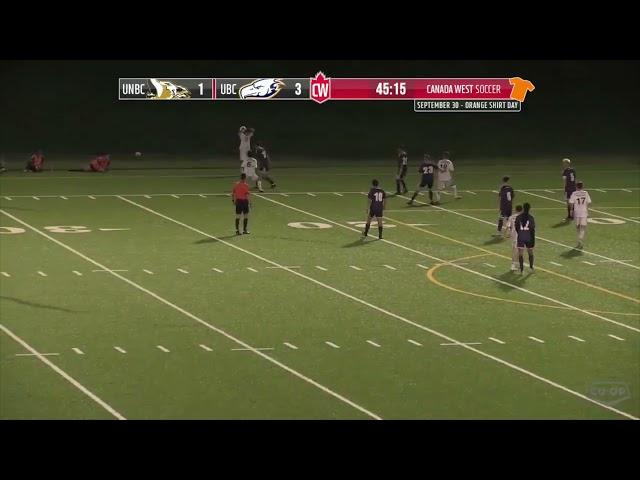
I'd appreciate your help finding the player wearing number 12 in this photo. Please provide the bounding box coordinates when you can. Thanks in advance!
[515,202,536,274]
[568,182,592,250]
[362,179,387,240]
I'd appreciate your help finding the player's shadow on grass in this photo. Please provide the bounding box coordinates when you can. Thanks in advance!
[194,234,241,244]
[0,296,80,313]
[551,220,571,228]
[560,248,583,259]
[483,236,505,245]
[493,270,532,292]
[342,239,377,248]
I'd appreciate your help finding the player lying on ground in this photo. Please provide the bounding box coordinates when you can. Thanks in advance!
[395,146,409,195]
[407,154,438,205]
[505,204,524,271]
[87,154,111,172]
[254,142,276,189]
[24,150,45,172]
[495,176,515,236]
[232,173,251,235]
[568,181,592,249]
[437,151,461,200]
[562,158,577,220]
[514,202,536,274]
[362,179,387,240]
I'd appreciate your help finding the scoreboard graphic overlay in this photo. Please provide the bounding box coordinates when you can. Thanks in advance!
[119,73,535,112]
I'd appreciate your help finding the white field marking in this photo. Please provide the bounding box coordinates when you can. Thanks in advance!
[0,324,125,419]
[307,193,317,197]
[171,195,180,199]
[568,335,586,343]
[408,339,422,346]
[231,347,274,351]
[416,264,429,269]
[598,259,633,263]
[72,348,84,355]
[349,265,363,271]
[144,195,152,199]
[550,261,563,267]
[595,189,606,193]
[177,268,189,274]
[1,207,382,420]
[199,194,207,198]
[407,223,437,226]
[143,269,154,275]
[157,345,170,352]
[440,342,482,346]
[113,199,639,419]
[199,344,213,351]
[280,193,289,197]
[491,190,499,194]
[1,272,10,277]
[256,194,640,333]
[399,194,640,271]
[247,267,258,273]
[521,190,640,224]
[484,263,496,268]
[284,342,298,350]
[88,195,96,199]
[528,336,545,344]
[489,337,506,345]
[72,270,83,276]
[99,228,131,232]
[622,189,632,193]
[582,261,597,266]
[544,190,554,193]
[266,266,301,269]
[15,353,60,356]
[315,266,328,271]
[37,271,47,277]
[4,197,12,200]
[465,191,477,195]
[60,196,68,200]
[325,341,340,349]
[114,347,127,353]
[32,196,40,200]
[212,268,223,273]
[383,264,397,270]
[92,269,129,273]
[333,193,343,196]
[608,334,625,341]
[366,340,381,347]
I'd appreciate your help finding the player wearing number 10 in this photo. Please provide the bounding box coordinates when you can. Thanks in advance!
[362,179,387,240]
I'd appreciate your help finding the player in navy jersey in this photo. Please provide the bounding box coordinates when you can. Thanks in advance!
[562,158,577,220]
[407,154,438,205]
[495,176,515,236]
[362,179,387,239]
[514,202,536,274]
[395,146,409,194]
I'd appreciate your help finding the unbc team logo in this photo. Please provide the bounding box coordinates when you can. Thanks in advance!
[239,78,285,99]
[146,78,192,100]
[310,71,330,104]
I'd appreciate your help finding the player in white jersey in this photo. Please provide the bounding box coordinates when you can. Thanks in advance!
[242,152,262,192]
[436,151,461,200]
[238,126,254,169]
[504,204,523,271]
[568,181,592,249]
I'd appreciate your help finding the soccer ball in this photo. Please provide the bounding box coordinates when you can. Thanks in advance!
[135,151,142,157]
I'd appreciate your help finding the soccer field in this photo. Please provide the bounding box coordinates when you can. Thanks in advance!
[1,156,638,419]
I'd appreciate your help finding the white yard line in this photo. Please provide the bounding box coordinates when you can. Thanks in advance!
[93,269,129,273]
[315,266,328,271]
[72,270,83,276]
[399,194,640,270]
[3,197,12,201]
[157,345,170,352]
[582,261,596,266]
[383,265,396,270]
[266,266,301,269]
[247,267,258,273]
[0,324,125,419]
[521,190,640,224]
[622,189,632,193]
[608,334,625,341]
[231,347,275,351]
[416,264,429,269]
[15,353,60,357]
[99,228,131,232]
[212,268,224,273]
[366,340,381,347]
[1,207,381,421]
[105,198,638,419]
[171,195,180,199]
[177,268,189,274]
[72,348,84,355]
[60,196,68,200]
[88,195,96,199]
[483,263,496,268]
[568,336,585,343]
[528,336,545,344]
[144,195,151,199]
[441,342,483,346]
[114,347,127,353]
[349,265,363,271]
[408,339,422,346]
[333,193,343,196]
[307,193,316,197]
[199,344,213,351]
[489,337,506,345]
[32,196,40,200]
[325,342,340,349]
[1,272,10,277]
[143,269,154,275]
[594,189,606,193]
[465,191,477,195]
[550,261,563,267]
[37,271,47,277]
[284,342,299,350]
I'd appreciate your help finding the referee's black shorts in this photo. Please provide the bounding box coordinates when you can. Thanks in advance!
[235,199,249,215]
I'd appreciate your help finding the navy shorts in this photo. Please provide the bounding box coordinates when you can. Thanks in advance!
[397,165,407,178]
[369,206,384,218]
[517,239,535,249]
[501,207,512,218]
[565,188,576,200]
[419,177,434,189]
[235,199,249,215]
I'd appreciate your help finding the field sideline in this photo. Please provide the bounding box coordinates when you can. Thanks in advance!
[1,157,638,419]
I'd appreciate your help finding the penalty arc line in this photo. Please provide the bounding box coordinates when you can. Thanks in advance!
[0,324,125,420]
[114,198,638,420]
[0,207,381,421]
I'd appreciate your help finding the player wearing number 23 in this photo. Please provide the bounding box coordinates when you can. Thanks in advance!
[362,179,387,240]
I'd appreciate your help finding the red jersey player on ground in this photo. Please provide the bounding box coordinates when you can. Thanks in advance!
[232,173,251,235]
[24,150,45,172]
[88,153,111,172]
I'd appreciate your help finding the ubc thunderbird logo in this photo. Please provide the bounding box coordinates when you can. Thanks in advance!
[238,78,285,99]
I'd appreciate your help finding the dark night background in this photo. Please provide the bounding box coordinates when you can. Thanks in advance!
[0,60,638,162]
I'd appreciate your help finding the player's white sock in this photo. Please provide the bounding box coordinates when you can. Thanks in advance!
[578,227,586,241]
[453,185,458,197]
[257,180,263,190]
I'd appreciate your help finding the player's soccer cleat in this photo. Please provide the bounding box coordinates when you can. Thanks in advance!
[243,230,250,234]
[576,242,584,250]
[235,230,241,235]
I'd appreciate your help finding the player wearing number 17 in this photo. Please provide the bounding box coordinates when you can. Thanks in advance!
[568,182,591,250]
[362,179,387,240]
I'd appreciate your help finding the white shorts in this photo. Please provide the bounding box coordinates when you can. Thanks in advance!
[239,147,250,163]
[575,216,588,227]
[243,168,258,181]
[439,179,454,189]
